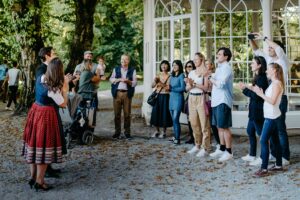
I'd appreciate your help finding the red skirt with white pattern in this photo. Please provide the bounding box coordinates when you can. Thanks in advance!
[22,103,62,164]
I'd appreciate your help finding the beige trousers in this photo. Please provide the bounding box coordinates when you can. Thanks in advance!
[188,95,211,150]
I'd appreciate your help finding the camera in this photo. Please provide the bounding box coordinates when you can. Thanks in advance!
[248,33,255,40]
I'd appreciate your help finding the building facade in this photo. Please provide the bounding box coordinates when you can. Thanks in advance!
[143,0,300,128]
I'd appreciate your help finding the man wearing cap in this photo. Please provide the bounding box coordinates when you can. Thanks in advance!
[73,50,100,109]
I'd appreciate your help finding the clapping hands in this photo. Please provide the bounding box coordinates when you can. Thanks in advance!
[253,85,264,96]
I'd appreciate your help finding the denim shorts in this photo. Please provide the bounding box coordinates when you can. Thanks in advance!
[212,103,232,128]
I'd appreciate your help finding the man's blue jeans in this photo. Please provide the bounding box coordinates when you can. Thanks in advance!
[260,118,282,169]
[170,110,181,141]
[246,119,263,157]
[271,95,290,160]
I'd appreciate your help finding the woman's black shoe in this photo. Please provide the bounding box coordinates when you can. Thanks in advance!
[34,183,53,192]
[28,179,35,189]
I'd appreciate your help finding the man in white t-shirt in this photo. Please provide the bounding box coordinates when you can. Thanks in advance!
[6,61,21,111]
[250,33,290,165]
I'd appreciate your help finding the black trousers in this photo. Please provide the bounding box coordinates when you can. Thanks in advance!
[7,85,18,107]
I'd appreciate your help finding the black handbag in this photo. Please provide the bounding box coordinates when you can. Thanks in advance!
[147,91,158,106]
[147,76,170,106]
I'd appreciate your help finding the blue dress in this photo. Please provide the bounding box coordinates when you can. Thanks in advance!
[169,73,186,111]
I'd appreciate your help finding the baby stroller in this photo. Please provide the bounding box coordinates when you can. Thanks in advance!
[59,93,96,149]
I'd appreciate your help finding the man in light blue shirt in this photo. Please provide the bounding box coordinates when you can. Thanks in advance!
[209,47,234,162]
[0,60,8,103]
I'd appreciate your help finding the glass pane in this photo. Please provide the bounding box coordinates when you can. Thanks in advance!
[232,12,247,36]
[155,0,165,18]
[183,39,190,62]
[173,4,182,15]
[162,21,170,40]
[215,38,230,49]
[181,0,191,14]
[174,19,182,39]
[290,61,300,94]
[162,2,172,17]
[174,39,181,60]
[156,63,161,74]
[162,40,170,61]
[214,14,230,36]
[232,62,250,83]
[156,41,162,62]
[288,37,300,61]
[183,18,190,38]
[232,38,248,62]
[156,21,162,40]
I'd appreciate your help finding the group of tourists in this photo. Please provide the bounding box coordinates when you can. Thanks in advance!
[149,32,291,178]
[18,31,291,192]
[20,47,138,191]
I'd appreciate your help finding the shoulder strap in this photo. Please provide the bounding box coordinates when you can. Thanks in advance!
[156,75,170,94]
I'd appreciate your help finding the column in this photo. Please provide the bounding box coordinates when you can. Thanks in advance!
[205,12,213,60]
[190,0,199,54]
[261,0,272,52]
[142,0,155,125]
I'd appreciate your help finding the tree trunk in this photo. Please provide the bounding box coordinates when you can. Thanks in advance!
[66,0,98,73]
[12,0,44,113]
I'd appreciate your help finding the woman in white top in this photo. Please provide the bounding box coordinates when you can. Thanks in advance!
[186,52,211,157]
[252,63,284,177]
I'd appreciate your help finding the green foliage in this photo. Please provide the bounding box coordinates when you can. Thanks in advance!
[0,0,143,73]
[92,0,143,73]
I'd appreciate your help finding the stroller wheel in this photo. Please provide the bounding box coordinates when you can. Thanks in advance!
[82,130,94,145]
[66,132,72,149]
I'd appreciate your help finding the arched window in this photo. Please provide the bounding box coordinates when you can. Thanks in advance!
[199,0,262,110]
[272,0,300,110]
[154,0,192,72]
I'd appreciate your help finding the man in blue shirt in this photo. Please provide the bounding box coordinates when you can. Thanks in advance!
[0,60,8,103]
[209,47,234,162]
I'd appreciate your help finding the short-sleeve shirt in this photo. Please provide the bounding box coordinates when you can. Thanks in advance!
[8,68,21,86]
[78,70,95,99]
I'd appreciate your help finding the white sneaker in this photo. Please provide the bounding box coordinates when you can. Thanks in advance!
[282,158,290,166]
[218,151,233,162]
[5,107,13,111]
[249,157,262,166]
[158,132,166,139]
[241,154,256,162]
[187,146,200,154]
[196,148,207,157]
[151,131,159,138]
[209,149,224,158]
[269,154,276,162]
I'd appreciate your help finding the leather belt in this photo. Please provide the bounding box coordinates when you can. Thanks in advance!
[190,92,203,96]
[117,89,128,92]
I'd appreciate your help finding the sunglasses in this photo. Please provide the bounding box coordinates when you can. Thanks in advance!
[186,65,193,68]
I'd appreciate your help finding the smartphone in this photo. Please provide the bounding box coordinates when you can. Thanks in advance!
[248,33,255,40]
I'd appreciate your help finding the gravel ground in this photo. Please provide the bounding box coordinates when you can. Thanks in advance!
[0,93,299,200]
